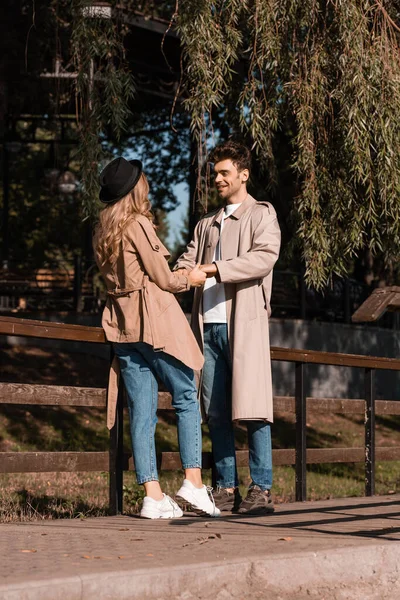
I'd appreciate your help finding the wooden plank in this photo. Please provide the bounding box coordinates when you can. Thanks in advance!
[307,448,364,464]
[125,448,357,470]
[123,448,377,470]
[275,397,400,415]
[0,383,106,407]
[273,396,296,412]
[157,391,173,410]
[1,385,399,416]
[306,398,364,414]
[352,288,398,322]
[0,316,106,344]
[1,316,400,370]
[154,394,400,415]
[270,346,400,371]
[3,446,400,474]
[0,452,109,473]
[273,449,296,466]
[376,400,400,415]
[376,447,400,461]
[151,448,400,469]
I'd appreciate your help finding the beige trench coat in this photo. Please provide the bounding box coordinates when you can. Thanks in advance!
[175,195,281,423]
[96,214,204,428]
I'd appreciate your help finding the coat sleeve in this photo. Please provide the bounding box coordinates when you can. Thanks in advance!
[173,221,202,271]
[215,207,281,283]
[128,218,190,293]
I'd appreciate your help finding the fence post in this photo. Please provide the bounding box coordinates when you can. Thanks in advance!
[73,255,83,312]
[365,367,376,496]
[295,362,307,501]
[109,351,124,515]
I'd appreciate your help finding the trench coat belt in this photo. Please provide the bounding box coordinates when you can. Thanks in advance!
[106,275,165,430]
[106,284,143,297]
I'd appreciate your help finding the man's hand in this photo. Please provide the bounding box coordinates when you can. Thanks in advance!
[200,263,218,278]
[188,263,207,287]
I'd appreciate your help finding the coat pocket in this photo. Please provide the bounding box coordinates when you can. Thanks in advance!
[261,282,271,318]
[149,284,174,316]
[236,281,260,321]
[248,282,269,321]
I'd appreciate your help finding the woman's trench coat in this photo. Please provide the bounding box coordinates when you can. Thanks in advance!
[96,214,204,428]
[175,195,281,423]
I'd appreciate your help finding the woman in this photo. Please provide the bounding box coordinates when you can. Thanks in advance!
[94,157,219,519]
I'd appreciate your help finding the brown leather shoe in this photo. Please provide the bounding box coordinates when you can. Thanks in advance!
[237,486,274,515]
[212,487,242,512]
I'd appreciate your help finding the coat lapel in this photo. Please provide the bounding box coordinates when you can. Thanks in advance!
[219,195,256,260]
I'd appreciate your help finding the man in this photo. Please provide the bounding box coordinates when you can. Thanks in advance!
[175,141,281,514]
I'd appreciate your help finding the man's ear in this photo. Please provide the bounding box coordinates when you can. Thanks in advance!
[241,169,249,183]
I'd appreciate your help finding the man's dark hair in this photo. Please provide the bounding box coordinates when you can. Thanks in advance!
[209,141,252,175]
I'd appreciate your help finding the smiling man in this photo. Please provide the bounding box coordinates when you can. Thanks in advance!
[175,141,281,514]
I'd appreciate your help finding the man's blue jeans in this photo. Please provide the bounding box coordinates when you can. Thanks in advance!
[113,342,202,485]
[202,323,273,491]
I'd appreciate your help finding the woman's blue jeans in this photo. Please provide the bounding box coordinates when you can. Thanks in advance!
[113,342,202,485]
[202,323,273,491]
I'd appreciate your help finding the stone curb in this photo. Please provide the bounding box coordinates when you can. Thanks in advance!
[1,541,399,600]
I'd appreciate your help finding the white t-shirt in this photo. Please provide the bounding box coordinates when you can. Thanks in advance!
[203,203,242,323]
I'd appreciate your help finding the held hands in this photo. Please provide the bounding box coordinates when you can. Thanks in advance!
[200,263,218,277]
[188,263,207,287]
[181,263,218,287]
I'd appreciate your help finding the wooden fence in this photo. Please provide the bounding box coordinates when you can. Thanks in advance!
[1,315,400,514]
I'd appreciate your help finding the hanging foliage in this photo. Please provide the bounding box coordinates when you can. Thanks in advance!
[29,0,400,287]
[67,0,134,220]
[176,0,400,288]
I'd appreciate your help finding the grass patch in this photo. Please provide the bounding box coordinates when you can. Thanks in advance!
[2,461,399,523]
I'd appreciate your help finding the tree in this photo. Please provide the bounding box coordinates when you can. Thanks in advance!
[175,0,400,288]
[7,1,400,288]
[1,1,192,262]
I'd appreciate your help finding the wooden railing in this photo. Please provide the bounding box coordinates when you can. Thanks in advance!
[1,315,400,514]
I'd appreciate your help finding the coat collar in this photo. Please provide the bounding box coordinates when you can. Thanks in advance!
[210,194,256,227]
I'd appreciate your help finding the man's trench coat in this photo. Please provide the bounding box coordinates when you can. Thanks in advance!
[175,194,281,423]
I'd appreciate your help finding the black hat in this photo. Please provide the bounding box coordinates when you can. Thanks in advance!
[99,157,143,204]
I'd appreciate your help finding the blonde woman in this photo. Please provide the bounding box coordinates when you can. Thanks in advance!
[94,157,220,519]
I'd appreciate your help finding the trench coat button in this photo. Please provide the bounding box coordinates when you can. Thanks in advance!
[154,244,160,250]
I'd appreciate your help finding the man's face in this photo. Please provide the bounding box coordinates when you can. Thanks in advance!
[214,159,248,200]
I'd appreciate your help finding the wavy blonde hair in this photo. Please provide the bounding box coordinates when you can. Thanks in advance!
[94,172,155,266]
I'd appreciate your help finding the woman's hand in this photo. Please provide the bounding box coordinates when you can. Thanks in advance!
[200,263,218,278]
[188,263,207,287]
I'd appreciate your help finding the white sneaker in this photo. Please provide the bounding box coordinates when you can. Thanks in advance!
[140,494,183,519]
[175,479,221,517]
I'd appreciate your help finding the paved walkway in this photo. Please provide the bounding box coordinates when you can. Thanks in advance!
[1,494,400,600]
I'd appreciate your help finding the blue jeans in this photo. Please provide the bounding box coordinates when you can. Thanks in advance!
[202,323,273,491]
[113,342,202,485]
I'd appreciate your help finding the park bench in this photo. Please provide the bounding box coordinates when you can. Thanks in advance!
[0,259,100,312]
[0,315,400,514]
